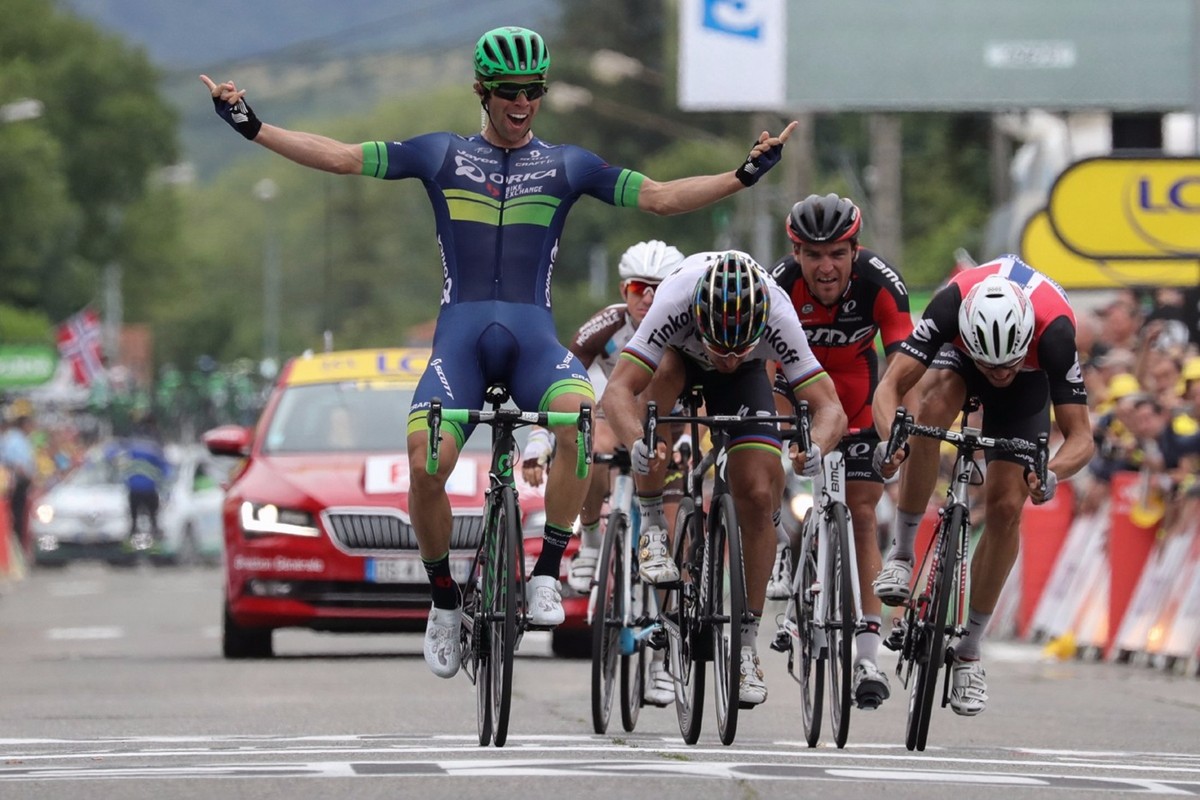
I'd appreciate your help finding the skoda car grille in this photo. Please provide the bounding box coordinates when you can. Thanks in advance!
[323,509,485,553]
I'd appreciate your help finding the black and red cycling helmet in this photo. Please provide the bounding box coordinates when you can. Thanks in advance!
[786,193,862,245]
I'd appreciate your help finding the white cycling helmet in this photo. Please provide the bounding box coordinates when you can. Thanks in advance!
[618,240,685,282]
[958,274,1035,366]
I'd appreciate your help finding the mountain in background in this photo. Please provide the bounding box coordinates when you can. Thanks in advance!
[62,0,560,71]
[61,0,561,177]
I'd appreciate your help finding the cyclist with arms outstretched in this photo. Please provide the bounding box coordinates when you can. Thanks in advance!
[603,251,847,706]
[767,193,914,710]
[202,26,798,680]
[871,255,1094,716]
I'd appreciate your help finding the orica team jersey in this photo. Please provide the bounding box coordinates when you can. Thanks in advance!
[621,252,827,393]
[902,255,1087,405]
[363,133,644,310]
[570,303,636,379]
[769,247,913,429]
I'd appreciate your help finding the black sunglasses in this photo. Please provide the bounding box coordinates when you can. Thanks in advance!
[483,80,548,101]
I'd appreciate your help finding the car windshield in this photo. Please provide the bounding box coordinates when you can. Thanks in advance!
[65,454,121,487]
[263,382,528,455]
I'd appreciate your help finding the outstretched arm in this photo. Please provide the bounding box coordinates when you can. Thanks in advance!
[200,75,363,175]
[636,121,798,215]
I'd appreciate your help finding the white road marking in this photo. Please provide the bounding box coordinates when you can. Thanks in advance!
[44,627,124,640]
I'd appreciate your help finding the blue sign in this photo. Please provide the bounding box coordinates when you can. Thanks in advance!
[702,0,763,39]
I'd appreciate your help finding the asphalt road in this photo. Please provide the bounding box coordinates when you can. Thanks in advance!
[2,561,1199,799]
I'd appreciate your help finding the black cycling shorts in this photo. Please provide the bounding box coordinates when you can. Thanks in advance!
[680,355,782,449]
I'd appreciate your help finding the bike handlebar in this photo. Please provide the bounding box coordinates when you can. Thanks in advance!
[425,399,593,478]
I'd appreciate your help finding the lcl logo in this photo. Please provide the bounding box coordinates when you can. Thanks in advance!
[1048,157,1200,259]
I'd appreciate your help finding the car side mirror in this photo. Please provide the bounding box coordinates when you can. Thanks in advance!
[203,425,252,457]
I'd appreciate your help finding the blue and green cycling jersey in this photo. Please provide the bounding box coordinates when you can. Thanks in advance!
[363,133,645,310]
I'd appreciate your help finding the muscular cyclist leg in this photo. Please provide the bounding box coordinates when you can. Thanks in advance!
[849,480,884,620]
[543,390,593,533]
[729,448,786,615]
[891,368,966,560]
[408,428,460,561]
[581,417,619,527]
[968,460,1027,619]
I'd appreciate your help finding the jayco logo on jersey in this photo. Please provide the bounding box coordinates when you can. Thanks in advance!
[703,0,763,39]
[869,256,908,295]
[762,323,800,365]
[648,311,692,348]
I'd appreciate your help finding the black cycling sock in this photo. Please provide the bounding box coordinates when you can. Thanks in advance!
[532,523,574,577]
[422,553,459,609]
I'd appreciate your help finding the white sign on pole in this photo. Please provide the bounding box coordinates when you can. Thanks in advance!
[678,0,786,111]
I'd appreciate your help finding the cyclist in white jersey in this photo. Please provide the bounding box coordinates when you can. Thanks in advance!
[603,250,847,706]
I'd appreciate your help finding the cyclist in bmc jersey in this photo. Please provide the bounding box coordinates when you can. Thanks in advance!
[202,26,799,680]
[604,251,847,707]
[871,255,1094,717]
[767,194,913,710]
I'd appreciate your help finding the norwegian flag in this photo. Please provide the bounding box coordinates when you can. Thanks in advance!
[56,308,105,386]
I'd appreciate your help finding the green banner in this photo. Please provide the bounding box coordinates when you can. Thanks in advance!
[0,345,58,388]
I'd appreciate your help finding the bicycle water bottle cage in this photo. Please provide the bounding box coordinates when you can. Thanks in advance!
[485,384,511,407]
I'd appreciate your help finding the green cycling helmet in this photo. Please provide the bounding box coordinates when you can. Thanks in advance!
[474,26,550,79]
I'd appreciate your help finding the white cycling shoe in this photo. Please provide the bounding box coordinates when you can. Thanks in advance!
[644,652,674,706]
[738,647,768,707]
[525,574,565,627]
[638,527,679,584]
[949,658,988,716]
[423,605,462,679]
[872,557,914,604]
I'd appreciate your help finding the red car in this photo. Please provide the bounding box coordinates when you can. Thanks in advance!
[205,347,590,659]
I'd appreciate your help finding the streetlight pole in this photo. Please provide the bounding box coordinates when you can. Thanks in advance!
[254,178,281,378]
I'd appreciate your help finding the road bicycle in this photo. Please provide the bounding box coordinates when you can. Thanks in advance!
[770,401,862,749]
[880,398,1047,752]
[647,388,798,746]
[426,386,592,747]
[589,447,663,734]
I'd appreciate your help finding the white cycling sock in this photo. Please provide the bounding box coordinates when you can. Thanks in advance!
[740,615,760,652]
[772,508,790,547]
[856,615,883,665]
[955,609,991,661]
[637,492,667,533]
[579,520,602,551]
[888,509,924,562]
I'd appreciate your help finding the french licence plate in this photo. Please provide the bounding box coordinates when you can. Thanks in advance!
[366,556,472,584]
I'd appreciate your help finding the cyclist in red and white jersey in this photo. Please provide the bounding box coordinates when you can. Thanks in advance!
[767,193,913,710]
[871,254,1094,717]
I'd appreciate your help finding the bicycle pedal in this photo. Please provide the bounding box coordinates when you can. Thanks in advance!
[769,629,790,653]
[883,621,907,652]
[645,626,667,651]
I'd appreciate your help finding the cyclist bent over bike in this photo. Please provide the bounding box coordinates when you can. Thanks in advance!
[603,251,847,707]
[768,193,914,709]
[872,256,1094,716]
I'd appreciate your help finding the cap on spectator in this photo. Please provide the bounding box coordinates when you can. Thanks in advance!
[1183,356,1200,384]
[1107,372,1141,401]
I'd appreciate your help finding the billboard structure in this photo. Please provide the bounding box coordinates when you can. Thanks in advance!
[679,0,1199,113]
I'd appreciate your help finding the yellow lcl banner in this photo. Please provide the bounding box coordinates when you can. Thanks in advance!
[1019,157,1200,288]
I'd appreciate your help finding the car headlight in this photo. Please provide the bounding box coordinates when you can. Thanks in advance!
[35,504,55,524]
[239,502,320,537]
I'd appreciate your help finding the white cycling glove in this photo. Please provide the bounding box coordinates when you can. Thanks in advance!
[872,439,903,484]
[800,444,822,478]
[1036,469,1059,504]
[521,427,554,467]
[630,439,654,475]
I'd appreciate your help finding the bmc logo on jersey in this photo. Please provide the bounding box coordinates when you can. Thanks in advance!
[807,325,875,346]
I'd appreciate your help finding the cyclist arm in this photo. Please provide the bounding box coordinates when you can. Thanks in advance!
[791,374,847,469]
[872,351,927,440]
[1047,402,1094,481]
[600,358,654,451]
[201,75,363,174]
[636,122,798,215]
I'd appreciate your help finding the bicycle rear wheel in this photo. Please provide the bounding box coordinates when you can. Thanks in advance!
[670,497,705,744]
[591,510,626,734]
[712,493,744,746]
[792,512,824,748]
[489,487,520,747]
[827,503,855,749]
[905,505,960,752]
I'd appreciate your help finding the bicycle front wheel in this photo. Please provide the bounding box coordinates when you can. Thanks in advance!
[670,496,705,744]
[793,512,824,748]
[591,509,626,734]
[712,493,744,746]
[489,487,520,747]
[905,504,960,752]
[467,564,493,747]
[621,567,652,732]
[827,503,855,749]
